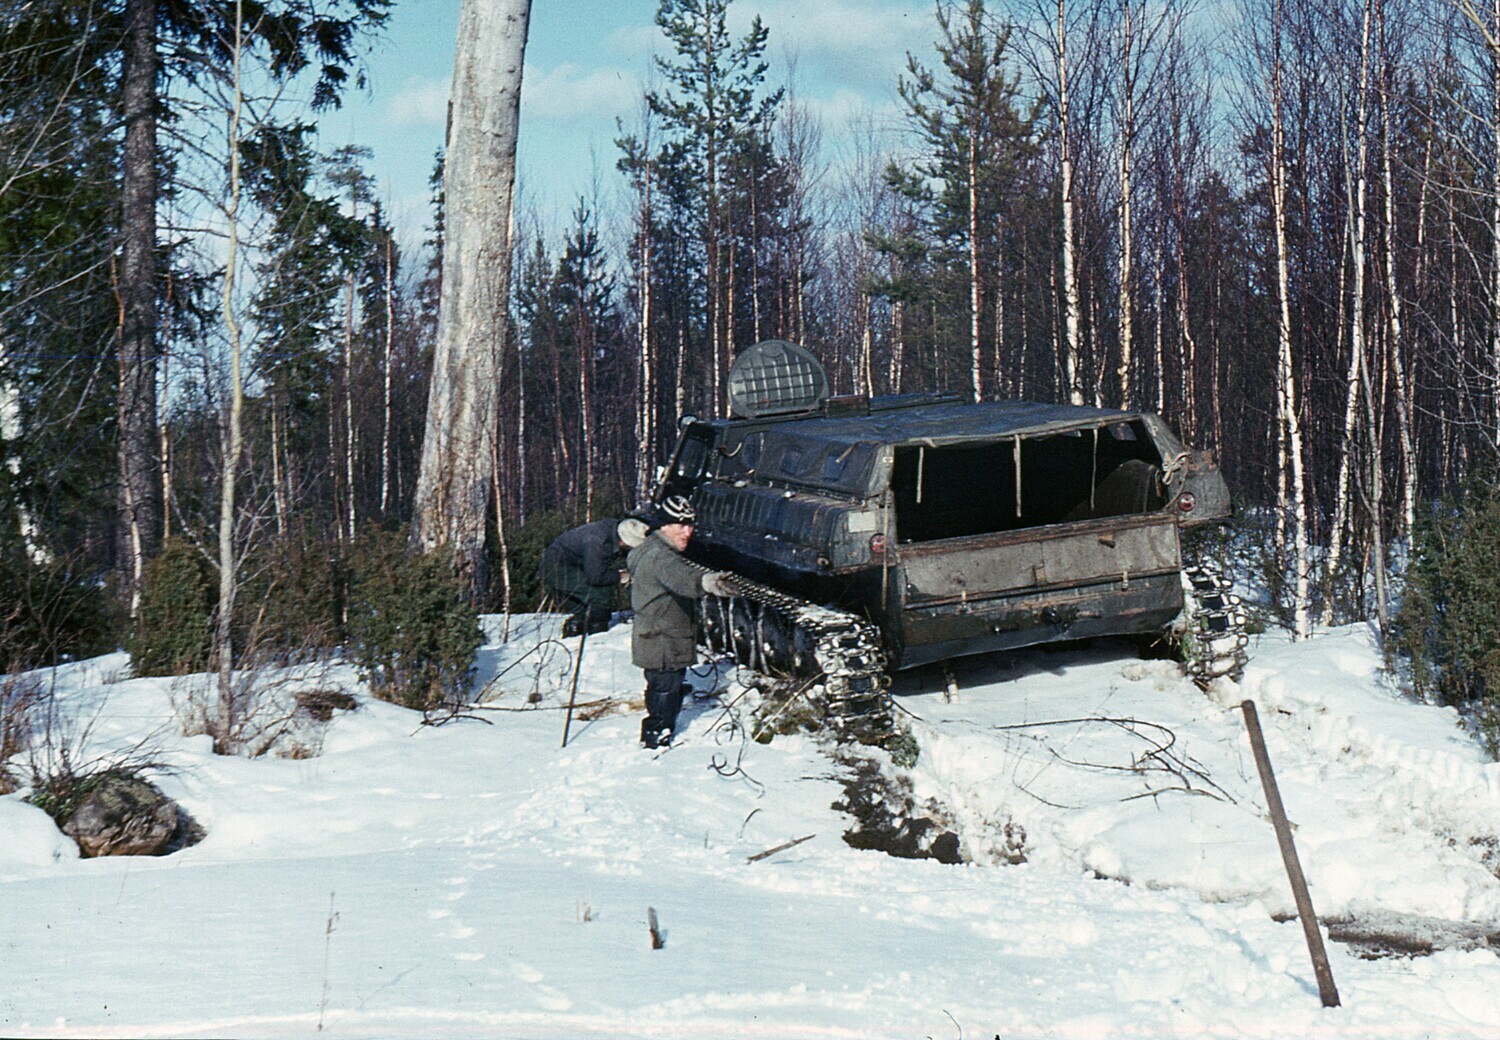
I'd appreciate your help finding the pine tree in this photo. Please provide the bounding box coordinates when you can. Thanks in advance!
[888,0,1037,401]
[646,0,783,415]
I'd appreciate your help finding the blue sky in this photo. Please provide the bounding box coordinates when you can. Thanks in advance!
[319,0,935,252]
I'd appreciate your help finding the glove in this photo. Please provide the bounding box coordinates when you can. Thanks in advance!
[701,571,734,597]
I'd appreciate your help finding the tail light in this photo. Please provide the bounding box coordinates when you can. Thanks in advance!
[1177,491,1197,514]
[870,533,887,555]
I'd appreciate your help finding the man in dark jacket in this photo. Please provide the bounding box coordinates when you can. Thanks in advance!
[542,517,649,636]
[627,495,730,748]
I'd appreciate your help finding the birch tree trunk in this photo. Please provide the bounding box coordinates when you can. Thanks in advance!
[1056,0,1085,405]
[412,0,532,598]
[968,130,984,402]
[0,341,45,562]
[1376,0,1415,542]
[634,168,656,503]
[342,271,357,539]
[1270,0,1312,638]
[380,236,395,516]
[1115,0,1135,408]
[1322,0,1373,626]
[1494,0,1500,444]
[213,1,247,755]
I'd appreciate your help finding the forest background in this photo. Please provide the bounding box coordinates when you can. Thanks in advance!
[4,0,1500,709]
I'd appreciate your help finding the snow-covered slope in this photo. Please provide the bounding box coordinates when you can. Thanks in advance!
[2,619,1498,1038]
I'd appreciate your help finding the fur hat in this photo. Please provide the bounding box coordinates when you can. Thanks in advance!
[616,517,649,548]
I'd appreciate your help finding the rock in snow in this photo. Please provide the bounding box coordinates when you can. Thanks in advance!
[60,773,200,858]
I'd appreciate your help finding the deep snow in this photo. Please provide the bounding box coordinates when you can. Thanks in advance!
[3,616,1500,1038]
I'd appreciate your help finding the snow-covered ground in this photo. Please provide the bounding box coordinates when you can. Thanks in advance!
[3,617,1500,1038]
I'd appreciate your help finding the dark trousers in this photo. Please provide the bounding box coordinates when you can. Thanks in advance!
[640,667,687,746]
[541,555,612,634]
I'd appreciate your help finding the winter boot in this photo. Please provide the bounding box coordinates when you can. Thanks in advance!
[641,690,671,749]
[639,716,662,749]
[657,686,687,744]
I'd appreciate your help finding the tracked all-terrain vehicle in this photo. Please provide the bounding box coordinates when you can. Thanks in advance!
[652,340,1247,737]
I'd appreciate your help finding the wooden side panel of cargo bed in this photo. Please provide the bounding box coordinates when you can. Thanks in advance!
[899,514,1180,607]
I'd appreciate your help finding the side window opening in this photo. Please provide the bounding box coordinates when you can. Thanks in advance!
[661,427,715,500]
[892,423,1164,543]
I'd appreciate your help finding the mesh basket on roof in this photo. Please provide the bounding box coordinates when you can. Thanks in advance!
[727,339,830,419]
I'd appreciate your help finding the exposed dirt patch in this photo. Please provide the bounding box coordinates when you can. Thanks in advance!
[295,689,359,722]
[1319,911,1500,960]
[832,752,972,864]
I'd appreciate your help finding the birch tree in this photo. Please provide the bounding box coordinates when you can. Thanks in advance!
[1323,0,1375,625]
[1018,0,1098,405]
[412,0,532,598]
[1245,0,1314,636]
[1105,0,1184,409]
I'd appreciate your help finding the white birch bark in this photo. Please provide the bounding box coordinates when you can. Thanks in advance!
[1323,0,1373,626]
[634,162,656,503]
[1494,0,1500,444]
[380,236,394,516]
[214,0,246,752]
[0,341,46,563]
[968,130,984,401]
[1376,0,1415,542]
[1057,0,1084,404]
[1270,0,1311,638]
[412,0,531,595]
[342,271,357,539]
[1115,0,1135,408]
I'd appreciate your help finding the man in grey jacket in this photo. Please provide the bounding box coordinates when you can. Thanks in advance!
[627,494,730,748]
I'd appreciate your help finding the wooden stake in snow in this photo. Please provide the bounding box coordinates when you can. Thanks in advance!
[1240,699,1341,1008]
[747,834,815,863]
[647,906,664,950]
[561,626,588,748]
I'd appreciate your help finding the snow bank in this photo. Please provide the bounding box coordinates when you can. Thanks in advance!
[2,618,1499,1038]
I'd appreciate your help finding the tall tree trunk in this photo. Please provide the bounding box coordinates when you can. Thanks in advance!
[270,392,286,535]
[1376,0,1415,541]
[214,0,247,754]
[1057,0,1084,404]
[1152,221,1165,411]
[577,313,595,519]
[1493,0,1500,444]
[1323,0,1373,626]
[968,128,984,401]
[120,0,162,612]
[1115,0,1135,409]
[634,166,655,503]
[380,236,395,516]
[890,298,905,394]
[412,0,532,598]
[342,271,357,539]
[1271,0,1311,638]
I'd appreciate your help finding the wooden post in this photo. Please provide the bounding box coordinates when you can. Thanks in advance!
[560,626,588,748]
[1241,699,1341,1008]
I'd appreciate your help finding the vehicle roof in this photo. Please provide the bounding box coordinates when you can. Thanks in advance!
[719,397,1143,448]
